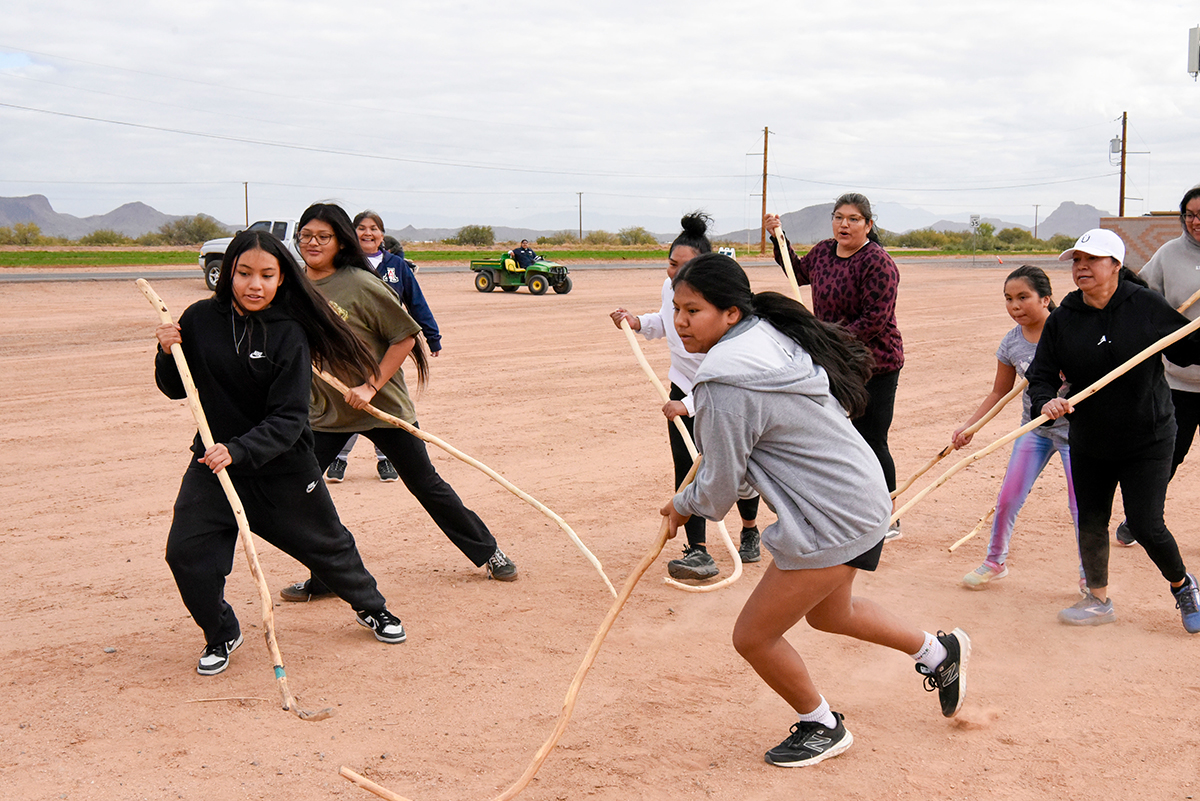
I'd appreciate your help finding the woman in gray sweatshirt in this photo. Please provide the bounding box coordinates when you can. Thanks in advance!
[660,253,969,767]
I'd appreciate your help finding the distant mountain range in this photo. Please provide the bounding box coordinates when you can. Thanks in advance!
[0,194,1112,243]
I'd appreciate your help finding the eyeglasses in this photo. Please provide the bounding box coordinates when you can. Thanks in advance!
[298,231,335,245]
[1185,212,1200,222]
[832,214,866,225]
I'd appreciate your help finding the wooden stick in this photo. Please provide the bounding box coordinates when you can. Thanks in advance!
[948,507,995,553]
[891,379,1027,499]
[341,458,704,801]
[768,225,804,302]
[313,368,616,598]
[185,696,272,704]
[136,280,332,722]
[618,319,742,593]
[893,310,1200,526]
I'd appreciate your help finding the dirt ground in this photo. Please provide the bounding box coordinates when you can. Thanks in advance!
[3,258,1199,801]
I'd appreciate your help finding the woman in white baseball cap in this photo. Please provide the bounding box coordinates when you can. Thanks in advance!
[1026,228,1200,632]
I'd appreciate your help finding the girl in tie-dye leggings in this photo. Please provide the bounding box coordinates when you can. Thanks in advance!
[950,265,1082,590]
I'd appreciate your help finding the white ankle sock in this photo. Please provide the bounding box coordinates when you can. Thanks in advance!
[910,631,948,670]
[798,696,836,729]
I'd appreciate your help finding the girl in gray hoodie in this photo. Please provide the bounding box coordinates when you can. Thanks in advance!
[661,253,969,767]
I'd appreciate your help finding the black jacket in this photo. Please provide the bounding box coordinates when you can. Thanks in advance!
[1027,279,1200,458]
[155,298,318,474]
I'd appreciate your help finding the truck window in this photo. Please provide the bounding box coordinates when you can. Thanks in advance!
[272,222,287,240]
[247,221,271,232]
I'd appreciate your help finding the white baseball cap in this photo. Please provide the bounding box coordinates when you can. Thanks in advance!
[1058,228,1125,264]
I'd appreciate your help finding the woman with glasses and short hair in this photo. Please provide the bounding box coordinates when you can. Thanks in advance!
[765,194,904,538]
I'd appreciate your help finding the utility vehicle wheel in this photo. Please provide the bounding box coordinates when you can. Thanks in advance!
[527,273,549,295]
[552,276,573,294]
[475,271,495,292]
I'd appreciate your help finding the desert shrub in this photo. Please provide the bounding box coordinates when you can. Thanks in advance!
[584,229,618,245]
[1046,234,1076,252]
[78,229,133,245]
[537,230,579,245]
[156,215,230,246]
[136,231,169,246]
[0,222,50,245]
[618,226,658,245]
[444,224,494,247]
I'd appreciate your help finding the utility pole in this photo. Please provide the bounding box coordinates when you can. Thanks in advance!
[577,192,583,241]
[1118,111,1127,217]
[1033,204,1040,240]
[760,127,769,254]
[244,182,249,227]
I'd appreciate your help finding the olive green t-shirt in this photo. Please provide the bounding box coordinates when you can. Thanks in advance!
[309,266,422,431]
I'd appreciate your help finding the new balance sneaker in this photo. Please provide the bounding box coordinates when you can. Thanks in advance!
[279,578,334,603]
[1058,592,1116,626]
[764,713,853,767]
[325,458,347,483]
[962,561,1008,590]
[1172,573,1200,634]
[885,520,903,541]
[355,609,407,644]
[1115,520,1137,547]
[197,633,244,676]
[376,459,399,482]
[915,628,970,717]
[667,545,719,580]
[739,527,762,563]
[486,547,519,581]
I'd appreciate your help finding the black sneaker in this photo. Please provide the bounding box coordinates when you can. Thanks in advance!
[739,527,762,563]
[668,545,719,580]
[355,609,407,643]
[486,547,519,581]
[377,459,399,482]
[279,578,335,602]
[325,458,347,483]
[1116,520,1137,547]
[764,713,854,767]
[915,628,970,717]
[197,633,244,676]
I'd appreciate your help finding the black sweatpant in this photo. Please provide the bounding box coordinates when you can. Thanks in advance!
[669,383,760,548]
[166,464,386,648]
[1071,439,1187,590]
[1170,388,1200,478]
[853,369,900,492]
[311,425,498,578]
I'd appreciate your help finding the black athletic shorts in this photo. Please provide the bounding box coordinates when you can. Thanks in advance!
[844,536,885,572]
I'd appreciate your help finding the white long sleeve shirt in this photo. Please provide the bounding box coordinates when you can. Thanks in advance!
[637,278,705,415]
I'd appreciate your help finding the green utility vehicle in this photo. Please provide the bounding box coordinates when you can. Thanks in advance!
[469,254,572,295]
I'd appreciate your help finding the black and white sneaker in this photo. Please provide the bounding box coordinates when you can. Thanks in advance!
[667,545,719,580]
[764,713,853,767]
[486,547,519,581]
[197,633,244,676]
[355,609,407,644]
[916,628,970,717]
[325,458,347,483]
[376,459,399,482]
[739,527,761,563]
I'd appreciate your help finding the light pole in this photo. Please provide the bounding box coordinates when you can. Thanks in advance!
[1033,204,1039,240]
[577,192,582,241]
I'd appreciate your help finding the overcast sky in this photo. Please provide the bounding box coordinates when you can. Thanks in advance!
[2,1,1199,235]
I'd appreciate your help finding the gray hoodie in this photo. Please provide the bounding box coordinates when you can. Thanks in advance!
[1138,232,1200,393]
[674,317,890,570]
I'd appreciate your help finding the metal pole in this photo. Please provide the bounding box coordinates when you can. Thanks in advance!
[244,182,249,227]
[760,127,768,254]
[1119,112,1127,217]
[1033,204,1039,240]
[577,192,582,241]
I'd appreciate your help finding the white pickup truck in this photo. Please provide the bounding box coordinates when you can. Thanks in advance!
[198,219,303,290]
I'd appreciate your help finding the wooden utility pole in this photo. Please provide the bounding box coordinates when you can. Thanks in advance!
[759,127,769,254]
[244,182,249,227]
[577,192,583,241]
[1118,112,1127,217]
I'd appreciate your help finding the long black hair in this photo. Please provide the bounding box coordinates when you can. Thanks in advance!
[834,192,882,246]
[1006,264,1057,311]
[298,202,429,389]
[670,211,713,257]
[216,229,379,384]
[673,253,874,417]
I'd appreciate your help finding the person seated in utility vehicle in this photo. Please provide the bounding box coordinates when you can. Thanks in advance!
[507,240,540,269]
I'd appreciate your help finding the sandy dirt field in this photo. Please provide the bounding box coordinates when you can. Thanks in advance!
[3,257,1199,801]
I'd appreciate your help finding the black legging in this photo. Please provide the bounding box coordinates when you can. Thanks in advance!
[853,370,900,492]
[1170,388,1199,478]
[669,383,760,548]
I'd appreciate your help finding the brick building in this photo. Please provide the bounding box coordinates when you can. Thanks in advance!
[1099,214,1184,270]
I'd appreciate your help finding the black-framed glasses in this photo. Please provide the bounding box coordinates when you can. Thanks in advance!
[298,231,335,245]
[1184,212,1200,222]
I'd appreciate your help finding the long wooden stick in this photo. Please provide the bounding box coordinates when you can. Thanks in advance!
[618,319,742,593]
[893,309,1200,526]
[948,507,996,553]
[313,368,616,598]
[136,280,332,722]
[892,379,1027,499]
[341,458,704,801]
[768,224,804,302]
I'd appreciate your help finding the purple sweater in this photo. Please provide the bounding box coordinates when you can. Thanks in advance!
[772,237,904,374]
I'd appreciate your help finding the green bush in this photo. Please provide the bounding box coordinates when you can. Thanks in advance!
[618,226,658,246]
[536,230,580,245]
[443,224,494,247]
[136,232,169,246]
[0,222,49,245]
[78,228,133,245]
[1046,234,1075,252]
[156,215,230,246]
[584,229,618,245]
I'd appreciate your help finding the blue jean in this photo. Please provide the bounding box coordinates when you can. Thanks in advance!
[986,431,1079,568]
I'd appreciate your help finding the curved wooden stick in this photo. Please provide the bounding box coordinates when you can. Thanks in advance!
[891,379,1027,499]
[948,506,996,553]
[617,319,742,593]
[893,310,1200,526]
[136,279,332,722]
[313,368,616,598]
[340,458,704,801]
[768,224,804,302]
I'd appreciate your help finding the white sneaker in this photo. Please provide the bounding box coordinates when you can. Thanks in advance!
[962,562,1008,589]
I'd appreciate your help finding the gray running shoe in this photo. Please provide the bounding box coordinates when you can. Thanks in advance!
[668,545,719,580]
[739,527,761,563]
[1059,592,1116,626]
